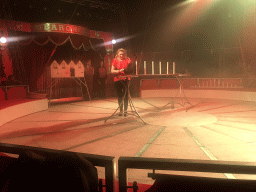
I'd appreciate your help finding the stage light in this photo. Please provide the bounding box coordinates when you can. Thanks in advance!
[105,35,136,46]
[112,35,136,45]
[0,37,6,44]
[112,39,116,44]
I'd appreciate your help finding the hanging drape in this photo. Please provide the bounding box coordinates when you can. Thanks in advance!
[0,52,6,79]
[7,30,106,92]
[89,38,106,61]
[50,40,92,64]
[21,41,56,91]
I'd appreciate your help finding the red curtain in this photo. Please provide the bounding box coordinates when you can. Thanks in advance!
[8,31,106,92]
[20,41,56,91]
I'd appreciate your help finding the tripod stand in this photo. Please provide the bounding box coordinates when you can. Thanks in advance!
[105,76,146,124]
[162,74,193,112]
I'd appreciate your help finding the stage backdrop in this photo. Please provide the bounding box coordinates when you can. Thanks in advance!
[8,30,106,94]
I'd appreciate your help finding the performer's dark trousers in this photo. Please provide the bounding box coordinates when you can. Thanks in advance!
[114,79,129,113]
[99,78,106,98]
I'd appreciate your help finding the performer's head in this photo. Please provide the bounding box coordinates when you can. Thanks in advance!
[86,59,91,67]
[100,60,104,67]
[115,48,127,61]
[8,74,15,81]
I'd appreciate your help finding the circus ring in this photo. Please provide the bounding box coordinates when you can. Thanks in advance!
[0,19,113,127]
[2,77,256,191]
[139,76,256,102]
[0,85,48,127]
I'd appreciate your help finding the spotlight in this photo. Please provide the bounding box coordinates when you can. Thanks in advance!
[0,37,6,44]
[112,39,116,44]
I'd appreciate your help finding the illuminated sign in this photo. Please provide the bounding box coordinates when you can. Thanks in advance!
[32,23,90,36]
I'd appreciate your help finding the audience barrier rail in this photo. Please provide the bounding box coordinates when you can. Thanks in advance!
[118,156,256,192]
[0,143,115,192]
[2,143,256,191]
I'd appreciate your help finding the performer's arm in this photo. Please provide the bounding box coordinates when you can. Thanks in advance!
[111,65,124,74]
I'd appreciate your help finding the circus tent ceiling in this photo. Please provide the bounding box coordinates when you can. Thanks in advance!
[0,0,122,33]
[0,0,184,38]
[1,0,254,53]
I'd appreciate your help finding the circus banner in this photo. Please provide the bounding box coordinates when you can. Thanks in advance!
[32,23,90,36]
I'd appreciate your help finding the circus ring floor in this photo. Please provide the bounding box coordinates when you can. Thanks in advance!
[1,89,256,186]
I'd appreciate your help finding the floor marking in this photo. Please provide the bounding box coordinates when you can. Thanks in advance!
[201,125,256,143]
[198,104,236,112]
[134,126,165,157]
[64,124,148,151]
[183,127,236,179]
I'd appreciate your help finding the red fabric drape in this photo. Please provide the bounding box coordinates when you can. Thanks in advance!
[21,41,56,91]
[8,31,106,92]
[89,38,106,59]
[21,32,92,50]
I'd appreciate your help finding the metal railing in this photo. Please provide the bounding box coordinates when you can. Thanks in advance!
[118,156,256,192]
[3,143,256,192]
[0,142,115,192]
[139,77,243,89]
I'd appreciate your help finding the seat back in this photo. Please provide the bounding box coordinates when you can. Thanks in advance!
[0,151,98,192]
[146,173,256,192]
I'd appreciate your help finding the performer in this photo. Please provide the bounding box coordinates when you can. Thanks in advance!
[98,60,107,98]
[6,75,23,85]
[111,48,131,117]
[84,59,94,100]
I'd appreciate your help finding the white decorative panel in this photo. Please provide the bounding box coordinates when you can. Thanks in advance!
[76,60,85,77]
[50,60,85,78]
[60,60,70,77]
[69,60,76,77]
[50,60,60,78]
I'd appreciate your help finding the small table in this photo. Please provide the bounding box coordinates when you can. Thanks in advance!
[48,77,91,105]
[105,75,146,124]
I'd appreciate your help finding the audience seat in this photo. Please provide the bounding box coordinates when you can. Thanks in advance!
[0,150,99,192]
[146,173,256,192]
